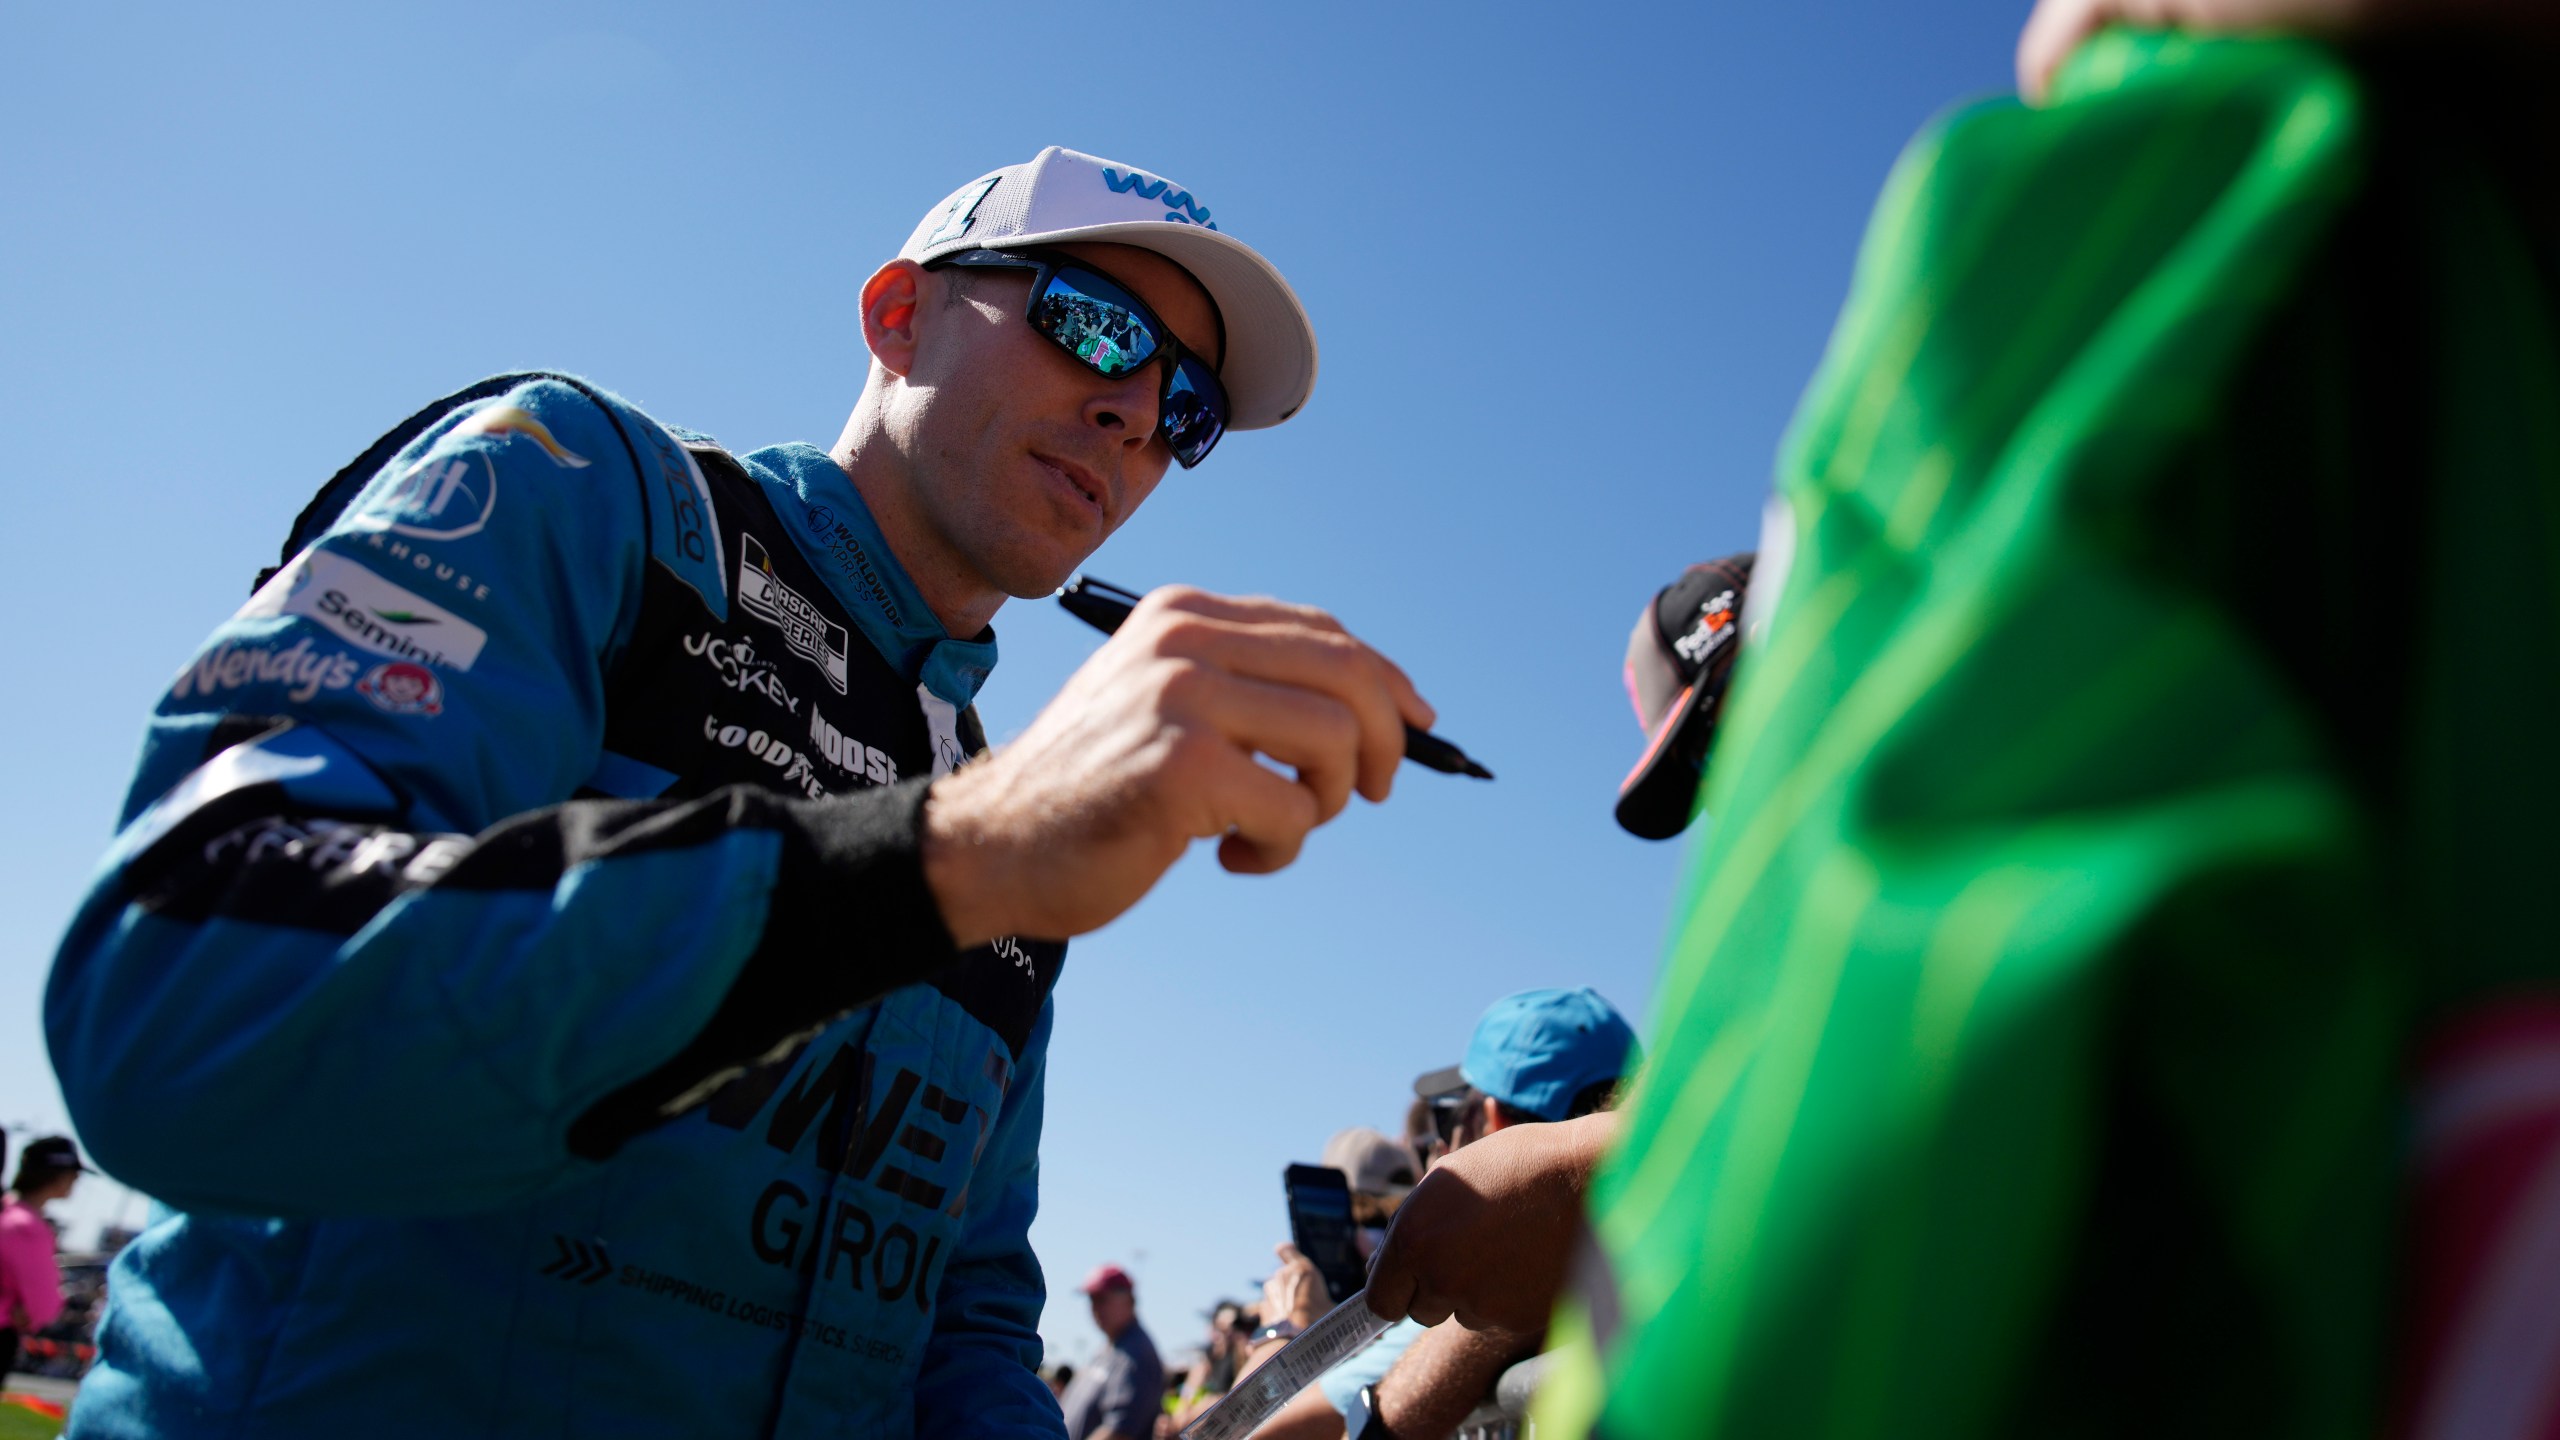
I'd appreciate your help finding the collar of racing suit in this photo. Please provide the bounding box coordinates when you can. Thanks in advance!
[742,442,999,710]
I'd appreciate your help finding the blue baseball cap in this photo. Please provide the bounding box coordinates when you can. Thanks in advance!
[1412,988,1641,1123]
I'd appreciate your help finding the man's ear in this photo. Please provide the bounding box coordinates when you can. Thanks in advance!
[1477,1094,1510,1135]
[861,260,928,379]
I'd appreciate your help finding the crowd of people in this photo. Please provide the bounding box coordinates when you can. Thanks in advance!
[1045,986,1641,1440]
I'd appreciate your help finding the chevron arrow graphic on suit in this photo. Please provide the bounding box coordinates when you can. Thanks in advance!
[540,1234,614,1285]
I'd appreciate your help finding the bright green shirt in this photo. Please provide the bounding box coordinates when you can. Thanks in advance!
[1543,29,2560,1440]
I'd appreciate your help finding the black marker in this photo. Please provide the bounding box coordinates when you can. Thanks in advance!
[1058,575,1493,781]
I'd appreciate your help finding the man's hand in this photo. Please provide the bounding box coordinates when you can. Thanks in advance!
[1261,1241,1333,1333]
[1364,1112,1618,1334]
[922,587,1435,947]
[1232,1241,1336,1387]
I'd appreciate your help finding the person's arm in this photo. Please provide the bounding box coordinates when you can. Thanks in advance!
[1364,1113,1618,1334]
[1251,1384,1347,1440]
[1361,1322,1538,1440]
[47,377,967,1217]
[912,1000,1064,1440]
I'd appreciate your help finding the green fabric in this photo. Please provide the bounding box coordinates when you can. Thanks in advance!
[1543,29,2560,1440]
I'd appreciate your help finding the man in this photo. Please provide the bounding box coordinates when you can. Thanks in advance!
[46,145,1433,1438]
[0,1137,80,1381]
[1057,1266,1162,1440]
[1249,989,1639,1440]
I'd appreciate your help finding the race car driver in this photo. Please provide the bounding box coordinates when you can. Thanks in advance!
[46,145,1435,1438]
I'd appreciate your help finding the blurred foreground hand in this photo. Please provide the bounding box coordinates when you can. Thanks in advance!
[2017,0,2560,101]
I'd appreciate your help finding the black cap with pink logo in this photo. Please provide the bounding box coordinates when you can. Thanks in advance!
[1616,554,1755,840]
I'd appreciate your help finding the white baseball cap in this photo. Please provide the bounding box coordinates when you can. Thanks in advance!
[898,146,1318,431]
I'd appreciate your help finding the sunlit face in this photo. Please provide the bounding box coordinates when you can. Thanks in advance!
[888,242,1222,604]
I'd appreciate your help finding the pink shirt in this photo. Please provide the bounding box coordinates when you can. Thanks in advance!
[0,1194,64,1333]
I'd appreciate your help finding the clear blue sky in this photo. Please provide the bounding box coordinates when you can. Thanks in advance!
[0,0,2026,1368]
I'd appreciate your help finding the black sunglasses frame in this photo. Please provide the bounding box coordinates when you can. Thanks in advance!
[924,247,1229,469]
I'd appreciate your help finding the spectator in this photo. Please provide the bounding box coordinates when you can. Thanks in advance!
[1,1136,82,1380]
[1399,1098,1437,1180]
[1166,1299,1254,1430]
[1247,989,1641,1439]
[1059,1265,1164,1440]
[1321,1128,1418,1236]
[1614,554,1756,840]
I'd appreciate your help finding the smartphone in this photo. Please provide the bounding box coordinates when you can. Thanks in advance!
[1282,1163,1369,1303]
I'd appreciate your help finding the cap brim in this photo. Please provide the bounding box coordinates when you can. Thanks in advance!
[1412,1064,1468,1099]
[981,220,1316,431]
[1615,677,1720,841]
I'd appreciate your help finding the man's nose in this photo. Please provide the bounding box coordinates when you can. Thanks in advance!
[1083,364,1160,448]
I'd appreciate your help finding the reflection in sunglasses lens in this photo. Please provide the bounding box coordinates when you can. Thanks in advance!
[1026,264,1227,467]
[1162,358,1226,467]
[1035,275,1158,378]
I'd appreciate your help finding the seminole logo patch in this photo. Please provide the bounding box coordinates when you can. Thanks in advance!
[238,550,489,672]
[736,534,851,694]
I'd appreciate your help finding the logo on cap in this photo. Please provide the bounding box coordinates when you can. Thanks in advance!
[923,176,1000,248]
[1100,167,1218,230]
[1673,588,1739,667]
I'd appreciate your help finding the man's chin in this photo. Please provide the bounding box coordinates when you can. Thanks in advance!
[988,542,1095,606]
[1003,560,1086,603]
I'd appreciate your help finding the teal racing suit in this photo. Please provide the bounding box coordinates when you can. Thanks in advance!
[47,374,1068,1438]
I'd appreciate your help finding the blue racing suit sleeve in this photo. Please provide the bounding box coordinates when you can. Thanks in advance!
[46,377,965,1218]
[913,999,1062,1440]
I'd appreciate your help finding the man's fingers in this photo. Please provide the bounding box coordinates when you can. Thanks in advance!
[1194,746,1321,874]
[1140,584,1438,743]
[1151,615,1417,803]
[1141,585,1348,636]
[1186,672,1362,824]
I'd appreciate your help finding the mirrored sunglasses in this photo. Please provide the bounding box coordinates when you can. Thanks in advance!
[927,248,1229,469]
